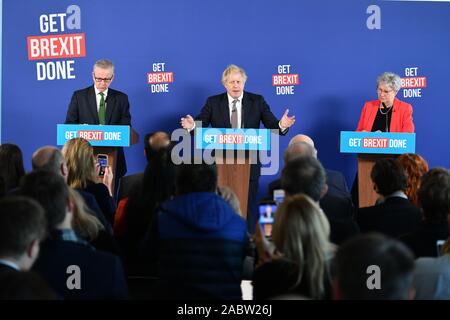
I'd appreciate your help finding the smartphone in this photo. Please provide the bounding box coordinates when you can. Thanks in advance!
[97,154,108,176]
[258,201,277,238]
[273,189,285,204]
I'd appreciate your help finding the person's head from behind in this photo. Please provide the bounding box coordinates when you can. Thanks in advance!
[281,156,327,201]
[92,59,114,93]
[272,194,330,299]
[0,196,47,271]
[20,171,71,232]
[61,138,96,189]
[284,141,317,163]
[144,131,171,162]
[0,143,26,192]
[418,167,450,223]
[221,64,247,99]
[397,153,429,207]
[332,233,414,300]
[32,146,68,181]
[371,158,407,197]
[175,163,217,196]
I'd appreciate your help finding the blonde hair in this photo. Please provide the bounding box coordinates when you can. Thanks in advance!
[62,138,97,189]
[272,194,330,299]
[68,188,104,241]
[221,64,247,85]
[217,186,242,216]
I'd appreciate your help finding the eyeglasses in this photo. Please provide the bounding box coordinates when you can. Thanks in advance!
[377,88,394,94]
[94,77,113,83]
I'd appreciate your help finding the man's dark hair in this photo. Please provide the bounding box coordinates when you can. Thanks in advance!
[176,163,217,195]
[371,158,407,196]
[20,171,69,231]
[144,131,171,162]
[333,233,414,300]
[0,196,47,258]
[281,156,326,201]
[418,167,450,222]
[0,143,26,192]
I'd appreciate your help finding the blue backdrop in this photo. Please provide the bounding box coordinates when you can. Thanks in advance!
[2,0,450,202]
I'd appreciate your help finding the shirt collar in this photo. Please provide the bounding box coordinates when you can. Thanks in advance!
[227,93,243,104]
[94,87,108,97]
[385,190,408,200]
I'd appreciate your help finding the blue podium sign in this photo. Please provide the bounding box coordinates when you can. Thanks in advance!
[57,124,131,147]
[340,131,416,154]
[195,128,270,151]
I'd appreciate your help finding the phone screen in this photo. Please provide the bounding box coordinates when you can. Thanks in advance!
[259,202,277,238]
[273,189,285,204]
[97,154,108,176]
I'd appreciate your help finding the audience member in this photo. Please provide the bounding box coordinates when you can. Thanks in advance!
[253,194,333,300]
[357,158,421,237]
[0,196,47,273]
[156,163,248,299]
[397,153,429,207]
[414,168,450,300]
[401,168,450,258]
[118,131,171,200]
[21,171,128,299]
[62,138,116,224]
[0,143,25,195]
[281,156,359,244]
[0,271,57,300]
[32,145,112,233]
[332,233,415,300]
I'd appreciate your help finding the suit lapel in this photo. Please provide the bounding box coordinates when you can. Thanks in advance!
[220,93,231,128]
[88,86,100,124]
[105,89,115,125]
[242,92,251,128]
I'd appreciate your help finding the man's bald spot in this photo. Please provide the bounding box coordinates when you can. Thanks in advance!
[288,134,314,147]
[149,131,170,150]
[32,146,60,170]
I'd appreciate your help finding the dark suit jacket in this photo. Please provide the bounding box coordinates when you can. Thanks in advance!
[195,91,287,180]
[399,221,449,258]
[356,196,422,238]
[65,85,131,178]
[33,238,128,300]
[117,172,144,201]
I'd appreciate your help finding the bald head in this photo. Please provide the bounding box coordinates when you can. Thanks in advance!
[32,146,67,180]
[288,134,315,147]
[144,131,171,162]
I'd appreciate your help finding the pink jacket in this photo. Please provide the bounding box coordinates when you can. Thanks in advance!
[356,98,415,133]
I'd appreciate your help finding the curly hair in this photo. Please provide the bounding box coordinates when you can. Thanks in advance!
[397,153,429,207]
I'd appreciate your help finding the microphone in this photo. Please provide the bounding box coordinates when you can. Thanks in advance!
[382,102,387,109]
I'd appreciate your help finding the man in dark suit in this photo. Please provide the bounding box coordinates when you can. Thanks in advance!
[180,64,296,233]
[356,158,421,238]
[65,59,131,195]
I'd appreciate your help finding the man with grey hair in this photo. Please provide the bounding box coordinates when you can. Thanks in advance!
[356,71,414,133]
[65,59,132,193]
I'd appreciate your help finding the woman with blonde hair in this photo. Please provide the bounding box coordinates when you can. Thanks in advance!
[62,138,116,224]
[253,194,332,300]
[397,153,429,207]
